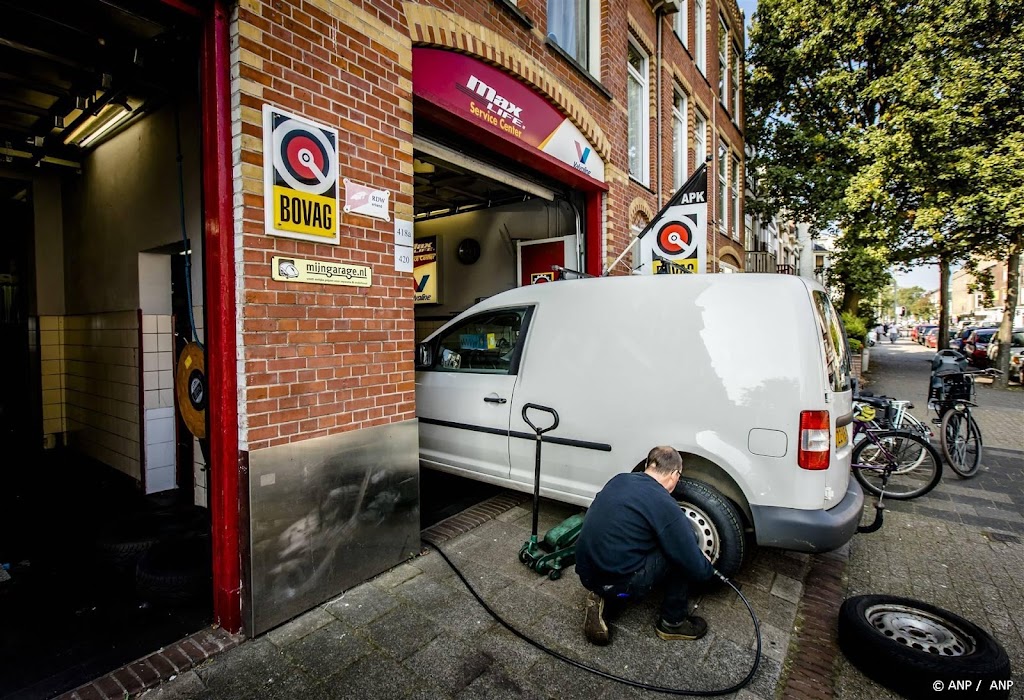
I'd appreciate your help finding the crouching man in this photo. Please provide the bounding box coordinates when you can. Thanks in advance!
[575,446,715,645]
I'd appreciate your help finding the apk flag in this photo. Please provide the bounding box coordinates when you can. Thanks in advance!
[637,164,708,274]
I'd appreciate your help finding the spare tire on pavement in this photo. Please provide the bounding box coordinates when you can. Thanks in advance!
[838,594,1012,699]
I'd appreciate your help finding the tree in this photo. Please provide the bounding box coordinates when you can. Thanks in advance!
[746,0,921,313]
[748,0,1024,370]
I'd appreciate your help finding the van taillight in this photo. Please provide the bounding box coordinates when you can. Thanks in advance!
[798,410,830,470]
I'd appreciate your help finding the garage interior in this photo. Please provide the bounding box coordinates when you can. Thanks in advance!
[0,2,213,698]
[410,125,587,525]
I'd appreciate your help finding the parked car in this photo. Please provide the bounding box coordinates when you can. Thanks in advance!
[416,274,862,576]
[963,328,998,367]
[924,327,940,349]
[910,325,923,342]
[950,326,978,352]
[917,325,938,344]
[986,329,1024,370]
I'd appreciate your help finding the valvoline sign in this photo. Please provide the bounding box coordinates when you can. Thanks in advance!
[413,48,605,183]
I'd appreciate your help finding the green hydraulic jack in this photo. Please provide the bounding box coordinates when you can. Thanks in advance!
[518,403,586,580]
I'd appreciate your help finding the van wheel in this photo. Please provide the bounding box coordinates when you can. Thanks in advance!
[672,478,745,578]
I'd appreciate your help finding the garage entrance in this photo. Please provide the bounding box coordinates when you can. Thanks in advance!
[0,2,214,697]
[410,47,608,525]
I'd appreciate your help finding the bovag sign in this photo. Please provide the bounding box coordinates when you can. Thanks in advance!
[262,105,340,244]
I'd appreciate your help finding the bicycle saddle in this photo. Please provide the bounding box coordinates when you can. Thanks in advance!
[856,395,892,408]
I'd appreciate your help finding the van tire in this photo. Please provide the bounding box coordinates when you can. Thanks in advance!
[671,478,746,578]
[838,595,1011,699]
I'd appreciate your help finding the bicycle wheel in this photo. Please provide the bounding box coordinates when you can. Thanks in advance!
[852,430,943,499]
[940,410,983,478]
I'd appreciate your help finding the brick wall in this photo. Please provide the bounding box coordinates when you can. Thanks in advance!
[232,0,416,451]
[232,0,747,448]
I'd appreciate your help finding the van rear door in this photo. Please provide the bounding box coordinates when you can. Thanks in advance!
[811,291,854,508]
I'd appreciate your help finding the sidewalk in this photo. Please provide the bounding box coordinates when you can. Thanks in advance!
[79,339,1022,700]
[136,500,800,700]
[835,340,1024,699]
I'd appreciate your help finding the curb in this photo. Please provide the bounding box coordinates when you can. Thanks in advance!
[780,546,850,700]
[55,626,243,700]
[421,491,528,546]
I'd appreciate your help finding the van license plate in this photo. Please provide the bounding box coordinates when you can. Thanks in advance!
[836,425,848,448]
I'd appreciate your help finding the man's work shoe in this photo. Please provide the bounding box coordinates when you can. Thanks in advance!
[584,591,610,645]
[655,615,708,641]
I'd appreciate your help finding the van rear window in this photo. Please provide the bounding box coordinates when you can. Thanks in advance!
[812,291,851,392]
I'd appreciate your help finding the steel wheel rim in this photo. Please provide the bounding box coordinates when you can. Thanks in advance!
[679,502,720,563]
[865,604,976,656]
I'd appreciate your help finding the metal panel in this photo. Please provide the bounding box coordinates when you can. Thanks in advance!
[246,419,420,636]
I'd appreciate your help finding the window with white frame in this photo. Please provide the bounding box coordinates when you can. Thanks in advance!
[672,90,687,191]
[547,0,600,74]
[694,110,707,166]
[718,18,729,106]
[694,0,706,73]
[627,40,650,185]
[731,155,741,240]
[719,259,738,273]
[731,43,741,119]
[717,146,727,232]
[673,0,689,49]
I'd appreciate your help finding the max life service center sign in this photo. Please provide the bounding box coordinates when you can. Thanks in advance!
[413,48,605,184]
[263,105,340,244]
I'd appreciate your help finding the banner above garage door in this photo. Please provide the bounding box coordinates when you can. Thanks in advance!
[413,48,605,184]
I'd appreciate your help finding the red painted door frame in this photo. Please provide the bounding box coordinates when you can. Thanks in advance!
[200,0,241,633]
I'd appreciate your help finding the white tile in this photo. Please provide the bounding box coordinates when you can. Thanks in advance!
[143,351,158,372]
[158,352,173,371]
[158,370,173,389]
[146,466,176,494]
[194,463,207,488]
[194,484,208,508]
[145,440,175,469]
[143,315,157,333]
[159,388,174,407]
[145,389,160,407]
[157,315,171,334]
[143,334,158,353]
[145,416,175,443]
[145,370,160,391]
[158,333,173,352]
[149,406,175,419]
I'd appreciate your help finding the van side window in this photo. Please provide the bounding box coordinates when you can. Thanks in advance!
[426,308,530,374]
[812,292,851,392]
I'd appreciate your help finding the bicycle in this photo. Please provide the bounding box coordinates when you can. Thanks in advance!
[848,403,943,500]
[927,350,1001,479]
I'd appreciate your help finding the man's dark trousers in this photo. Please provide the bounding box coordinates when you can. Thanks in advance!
[590,548,689,624]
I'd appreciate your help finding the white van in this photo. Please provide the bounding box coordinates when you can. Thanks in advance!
[415,274,862,575]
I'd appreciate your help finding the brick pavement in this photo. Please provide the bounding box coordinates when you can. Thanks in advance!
[136,498,808,700]
[834,339,1024,699]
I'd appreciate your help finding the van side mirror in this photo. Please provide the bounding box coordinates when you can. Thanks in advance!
[416,343,434,369]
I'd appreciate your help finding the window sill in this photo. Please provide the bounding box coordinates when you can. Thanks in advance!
[629,176,655,194]
[494,0,533,30]
[544,38,614,100]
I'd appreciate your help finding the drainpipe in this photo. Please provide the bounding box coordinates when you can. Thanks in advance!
[201,0,241,634]
[655,3,665,206]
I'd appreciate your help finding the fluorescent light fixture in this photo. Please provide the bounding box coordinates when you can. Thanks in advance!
[63,101,134,147]
[78,104,132,147]
[413,137,557,201]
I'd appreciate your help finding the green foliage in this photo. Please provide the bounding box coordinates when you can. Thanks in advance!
[747,0,1024,308]
[841,311,868,342]
[848,337,864,354]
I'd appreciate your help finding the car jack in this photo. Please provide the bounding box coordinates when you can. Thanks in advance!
[517,403,585,580]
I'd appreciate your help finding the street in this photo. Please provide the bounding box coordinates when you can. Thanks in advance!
[836,338,1024,699]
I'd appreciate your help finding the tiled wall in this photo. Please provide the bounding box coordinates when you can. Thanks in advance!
[63,311,141,480]
[40,316,67,441]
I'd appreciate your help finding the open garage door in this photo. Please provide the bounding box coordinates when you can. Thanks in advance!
[0,2,218,697]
